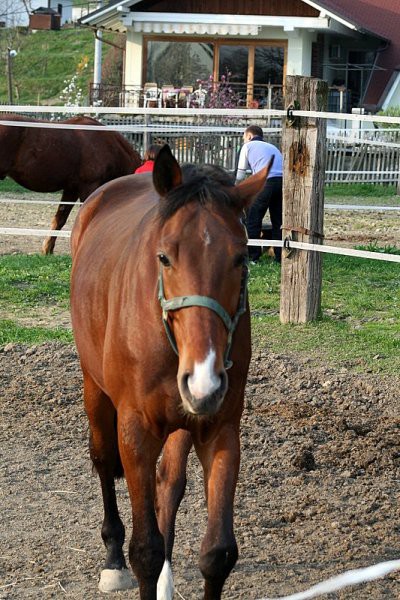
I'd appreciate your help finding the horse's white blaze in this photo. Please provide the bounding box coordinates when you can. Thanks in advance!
[157,560,174,600]
[203,227,211,246]
[188,348,219,399]
[98,568,135,592]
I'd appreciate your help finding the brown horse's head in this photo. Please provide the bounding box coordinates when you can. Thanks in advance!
[153,145,273,416]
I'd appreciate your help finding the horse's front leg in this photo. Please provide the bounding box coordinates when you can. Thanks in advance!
[42,189,78,254]
[195,423,241,600]
[118,409,165,600]
[156,429,192,598]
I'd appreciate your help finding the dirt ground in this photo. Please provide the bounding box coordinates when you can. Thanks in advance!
[0,194,399,599]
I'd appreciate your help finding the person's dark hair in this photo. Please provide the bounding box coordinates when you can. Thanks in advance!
[144,144,164,162]
[245,125,263,138]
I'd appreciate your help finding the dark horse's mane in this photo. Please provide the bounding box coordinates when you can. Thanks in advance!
[159,164,236,222]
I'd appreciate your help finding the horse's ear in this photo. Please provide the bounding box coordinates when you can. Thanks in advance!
[234,156,275,209]
[153,144,182,197]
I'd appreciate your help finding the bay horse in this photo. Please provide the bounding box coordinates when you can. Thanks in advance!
[0,114,141,254]
[70,145,273,599]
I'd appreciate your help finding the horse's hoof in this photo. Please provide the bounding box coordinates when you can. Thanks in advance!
[98,568,135,592]
[41,240,53,255]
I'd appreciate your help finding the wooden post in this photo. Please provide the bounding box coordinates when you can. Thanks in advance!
[280,75,328,323]
[397,156,400,195]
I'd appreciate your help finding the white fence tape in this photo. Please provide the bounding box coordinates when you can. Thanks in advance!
[1,105,400,125]
[0,119,280,135]
[257,558,400,600]
[247,238,400,263]
[2,198,400,212]
[0,228,71,238]
[1,229,399,263]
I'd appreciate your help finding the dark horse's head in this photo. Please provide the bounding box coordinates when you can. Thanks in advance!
[152,145,273,417]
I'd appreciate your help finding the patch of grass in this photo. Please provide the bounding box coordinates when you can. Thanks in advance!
[0,254,71,311]
[0,27,120,104]
[249,253,400,374]
[0,320,73,344]
[0,178,28,193]
[355,242,400,255]
[0,252,399,375]
[325,183,397,197]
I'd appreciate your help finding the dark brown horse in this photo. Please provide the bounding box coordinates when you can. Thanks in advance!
[0,114,141,254]
[70,145,273,600]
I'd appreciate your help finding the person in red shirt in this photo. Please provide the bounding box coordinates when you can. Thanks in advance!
[134,144,164,173]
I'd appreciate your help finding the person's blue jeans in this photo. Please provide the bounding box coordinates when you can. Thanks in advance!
[246,176,282,262]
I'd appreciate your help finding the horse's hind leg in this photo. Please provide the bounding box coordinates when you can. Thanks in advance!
[83,372,134,592]
[42,189,77,255]
[155,429,192,598]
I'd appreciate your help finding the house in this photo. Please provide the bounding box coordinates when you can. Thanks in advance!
[79,0,400,111]
[2,0,85,27]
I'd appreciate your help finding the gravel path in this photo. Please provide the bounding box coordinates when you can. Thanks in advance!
[0,343,399,599]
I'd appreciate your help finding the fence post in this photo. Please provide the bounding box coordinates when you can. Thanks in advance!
[397,158,400,195]
[280,75,328,323]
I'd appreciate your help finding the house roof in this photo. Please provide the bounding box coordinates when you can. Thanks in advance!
[308,1,400,106]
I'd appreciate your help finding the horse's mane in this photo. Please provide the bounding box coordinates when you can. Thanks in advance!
[159,164,236,222]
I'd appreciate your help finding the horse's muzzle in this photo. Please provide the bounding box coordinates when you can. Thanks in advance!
[179,370,228,416]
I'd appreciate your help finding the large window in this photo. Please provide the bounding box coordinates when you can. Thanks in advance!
[144,38,285,106]
[146,41,213,86]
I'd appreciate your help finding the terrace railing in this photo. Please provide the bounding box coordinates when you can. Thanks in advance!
[90,82,351,113]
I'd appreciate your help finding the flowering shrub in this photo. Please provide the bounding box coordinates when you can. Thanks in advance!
[59,56,89,108]
[195,71,241,109]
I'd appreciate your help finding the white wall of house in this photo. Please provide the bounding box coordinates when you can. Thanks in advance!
[286,29,315,76]
[125,30,143,87]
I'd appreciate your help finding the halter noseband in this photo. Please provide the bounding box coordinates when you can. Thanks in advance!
[158,263,249,369]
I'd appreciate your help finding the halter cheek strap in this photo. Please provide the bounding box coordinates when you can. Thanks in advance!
[158,264,249,370]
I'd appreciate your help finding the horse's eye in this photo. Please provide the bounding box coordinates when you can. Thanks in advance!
[158,253,171,267]
[234,253,248,268]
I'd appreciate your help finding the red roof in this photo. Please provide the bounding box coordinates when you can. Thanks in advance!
[316,0,400,106]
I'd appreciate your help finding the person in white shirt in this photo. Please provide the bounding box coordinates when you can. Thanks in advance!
[236,125,283,262]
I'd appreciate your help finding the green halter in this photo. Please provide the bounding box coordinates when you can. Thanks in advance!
[158,263,249,369]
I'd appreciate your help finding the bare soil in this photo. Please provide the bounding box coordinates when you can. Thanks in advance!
[0,194,399,599]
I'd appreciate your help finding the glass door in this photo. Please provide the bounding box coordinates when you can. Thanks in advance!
[218,43,284,107]
[218,45,249,105]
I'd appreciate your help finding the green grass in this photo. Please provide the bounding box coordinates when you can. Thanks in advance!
[325,183,397,198]
[0,254,71,307]
[0,320,72,344]
[0,254,72,343]
[0,27,119,104]
[249,252,400,374]
[0,178,29,193]
[0,252,399,375]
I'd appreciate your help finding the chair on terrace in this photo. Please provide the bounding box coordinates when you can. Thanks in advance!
[143,83,162,108]
[161,85,179,108]
[190,85,207,108]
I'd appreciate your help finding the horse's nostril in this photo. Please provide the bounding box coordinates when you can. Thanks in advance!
[180,372,190,395]
[219,370,228,394]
